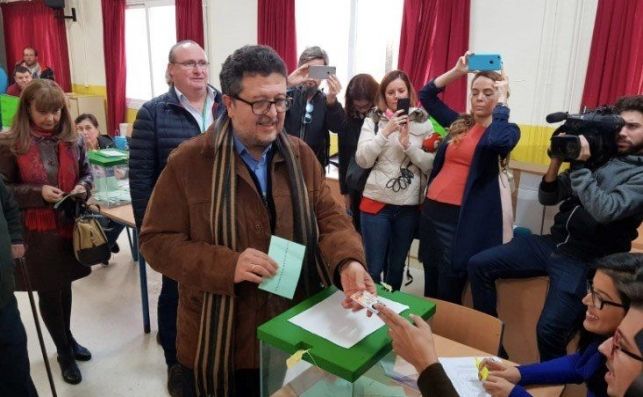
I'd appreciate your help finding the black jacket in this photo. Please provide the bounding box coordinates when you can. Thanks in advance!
[129,86,223,228]
[285,87,331,166]
[325,101,368,194]
[0,179,22,309]
[540,154,643,260]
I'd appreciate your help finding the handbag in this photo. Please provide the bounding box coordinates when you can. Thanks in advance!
[345,115,379,192]
[73,202,111,266]
[498,155,515,243]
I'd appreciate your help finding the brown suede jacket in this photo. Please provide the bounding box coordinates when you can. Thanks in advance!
[140,128,366,370]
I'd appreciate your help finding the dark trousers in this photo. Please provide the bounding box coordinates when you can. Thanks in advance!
[0,295,39,397]
[360,205,418,291]
[158,275,178,366]
[348,190,362,233]
[38,284,74,356]
[180,365,260,397]
[420,200,466,303]
[468,234,588,361]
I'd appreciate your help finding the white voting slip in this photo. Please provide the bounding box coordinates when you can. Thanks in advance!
[288,290,409,349]
[439,357,492,397]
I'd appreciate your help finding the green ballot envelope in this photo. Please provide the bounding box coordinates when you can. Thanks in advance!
[257,285,436,386]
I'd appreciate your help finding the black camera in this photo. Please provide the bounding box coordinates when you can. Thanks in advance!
[546,107,624,168]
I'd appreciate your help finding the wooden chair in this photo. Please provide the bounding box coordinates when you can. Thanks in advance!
[428,297,504,356]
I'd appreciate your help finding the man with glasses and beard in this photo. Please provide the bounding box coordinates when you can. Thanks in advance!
[285,46,335,167]
[139,45,373,396]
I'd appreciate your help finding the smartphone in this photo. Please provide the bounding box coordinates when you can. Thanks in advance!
[396,97,410,116]
[468,54,503,71]
[308,65,336,80]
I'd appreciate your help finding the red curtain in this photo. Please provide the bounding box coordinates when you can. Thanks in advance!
[0,0,72,91]
[581,0,643,110]
[176,0,204,47]
[397,0,470,111]
[101,0,126,136]
[257,0,297,72]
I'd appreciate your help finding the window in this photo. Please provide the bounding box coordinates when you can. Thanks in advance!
[296,0,403,98]
[125,0,176,106]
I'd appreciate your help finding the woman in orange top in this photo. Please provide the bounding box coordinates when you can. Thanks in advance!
[418,53,520,303]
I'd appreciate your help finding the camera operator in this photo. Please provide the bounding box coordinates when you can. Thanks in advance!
[468,95,643,361]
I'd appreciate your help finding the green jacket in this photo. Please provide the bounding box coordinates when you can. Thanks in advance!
[0,178,22,309]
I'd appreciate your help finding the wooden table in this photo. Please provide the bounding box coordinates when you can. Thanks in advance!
[98,204,151,334]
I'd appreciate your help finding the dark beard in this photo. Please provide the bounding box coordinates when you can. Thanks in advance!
[304,86,318,98]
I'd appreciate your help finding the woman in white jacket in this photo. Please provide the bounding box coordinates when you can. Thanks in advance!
[355,70,436,290]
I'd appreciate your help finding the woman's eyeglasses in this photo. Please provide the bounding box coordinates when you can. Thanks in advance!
[586,280,627,310]
[302,102,314,124]
[611,331,643,362]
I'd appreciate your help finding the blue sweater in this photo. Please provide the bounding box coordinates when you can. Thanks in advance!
[509,342,607,397]
[418,80,520,273]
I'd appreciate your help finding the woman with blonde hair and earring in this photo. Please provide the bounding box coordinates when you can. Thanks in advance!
[418,53,519,304]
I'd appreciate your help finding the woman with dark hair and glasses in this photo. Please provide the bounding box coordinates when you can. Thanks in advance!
[355,70,436,291]
[476,252,641,397]
[325,73,379,231]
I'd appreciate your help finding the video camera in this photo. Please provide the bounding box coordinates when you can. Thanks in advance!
[546,107,624,168]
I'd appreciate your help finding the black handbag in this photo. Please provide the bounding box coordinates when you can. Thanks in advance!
[345,116,379,192]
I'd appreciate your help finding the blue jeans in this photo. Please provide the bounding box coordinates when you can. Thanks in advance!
[0,295,38,397]
[158,275,178,367]
[468,235,588,361]
[360,205,418,291]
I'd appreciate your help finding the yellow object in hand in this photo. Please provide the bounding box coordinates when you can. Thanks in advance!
[286,349,310,369]
[475,358,490,381]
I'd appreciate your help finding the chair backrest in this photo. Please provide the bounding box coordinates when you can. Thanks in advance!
[428,298,504,356]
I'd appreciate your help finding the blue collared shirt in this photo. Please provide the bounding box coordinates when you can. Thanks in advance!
[233,134,272,198]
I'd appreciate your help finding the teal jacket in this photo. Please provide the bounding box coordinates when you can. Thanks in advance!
[0,178,22,309]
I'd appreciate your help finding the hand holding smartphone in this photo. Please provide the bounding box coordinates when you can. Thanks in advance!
[308,65,336,80]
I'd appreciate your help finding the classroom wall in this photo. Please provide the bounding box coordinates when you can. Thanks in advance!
[66,0,107,96]
[470,0,598,163]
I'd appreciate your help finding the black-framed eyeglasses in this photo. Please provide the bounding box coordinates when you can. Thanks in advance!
[172,60,210,69]
[232,96,292,115]
[302,101,314,124]
[587,280,627,310]
[612,332,643,362]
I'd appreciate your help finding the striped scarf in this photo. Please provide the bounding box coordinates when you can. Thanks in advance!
[195,115,332,396]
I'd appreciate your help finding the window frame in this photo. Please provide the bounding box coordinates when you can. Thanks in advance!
[125,0,176,109]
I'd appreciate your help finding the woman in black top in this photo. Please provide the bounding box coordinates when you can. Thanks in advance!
[325,73,379,231]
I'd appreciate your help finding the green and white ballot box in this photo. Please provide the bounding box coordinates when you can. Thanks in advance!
[87,149,130,207]
[257,286,436,396]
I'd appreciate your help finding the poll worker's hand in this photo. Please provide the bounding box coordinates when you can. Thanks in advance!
[326,75,341,105]
[11,244,25,259]
[287,64,312,88]
[483,375,516,397]
[478,358,521,384]
[339,261,376,312]
[234,248,279,284]
[577,135,591,162]
[376,304,437,374]
[41,185,64,203]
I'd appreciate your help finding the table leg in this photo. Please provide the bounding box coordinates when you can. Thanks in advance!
[134,228,151,333]
[126,226,139,261]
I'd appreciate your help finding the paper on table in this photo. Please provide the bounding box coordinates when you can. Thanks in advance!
[439,357,491,397]
[259,235,305,299]
[288,291,409,349]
